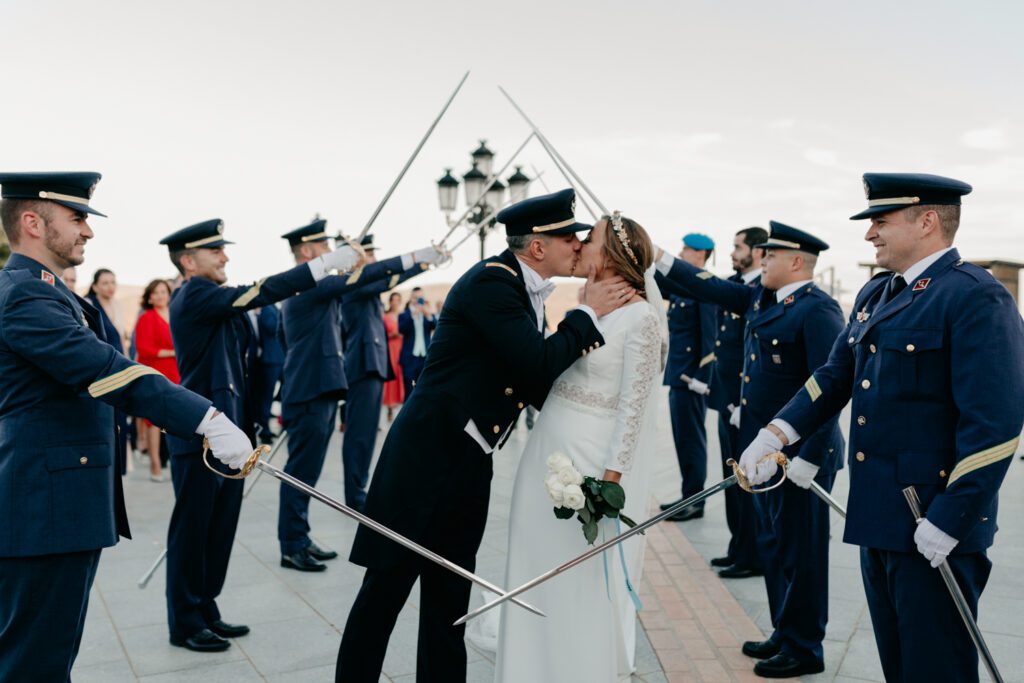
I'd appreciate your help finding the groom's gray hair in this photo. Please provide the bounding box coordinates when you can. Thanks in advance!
[507,234,551,254]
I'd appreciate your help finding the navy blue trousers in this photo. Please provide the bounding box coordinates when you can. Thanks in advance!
[254,361,282,439]
[753,469,835,664]
[401,357,425,402]
[861,547,991,682]
[716,411,760,569]
[342,376,384,510]
[279,398,338,554]
[0,549,100,682]
[166,452,243,640]
[668,387,708,501]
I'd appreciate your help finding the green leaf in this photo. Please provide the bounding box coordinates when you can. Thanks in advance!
[585,497,597,514]
[619,513,638,528]
[601,482,626,509]
[587,480,601,497]
[602,504,620,519]
[583,519,599,545]
[553,506,575,519]
[579,506,592,523]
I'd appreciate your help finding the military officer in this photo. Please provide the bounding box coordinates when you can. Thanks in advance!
[339,234,436,512]
[745,174,1024,682]
[655,221,845,678]
[337,189,631,682]
[655,232,718,522]
[0,172,251,681]
[278,221,444,570]
[160,218,360,652]
[708,226,766,578]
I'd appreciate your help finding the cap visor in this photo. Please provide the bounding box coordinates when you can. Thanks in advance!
[850,205,903,220]
[57,199,106,218]
[542,221,593,236]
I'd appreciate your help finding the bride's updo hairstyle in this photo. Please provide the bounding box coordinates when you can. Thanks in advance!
[600,212,654,294]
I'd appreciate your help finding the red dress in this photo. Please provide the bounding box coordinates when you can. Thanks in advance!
[382,312,404,407]
[135,309,180,384]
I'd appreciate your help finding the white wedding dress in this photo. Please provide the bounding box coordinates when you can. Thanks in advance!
[494,286,665,683]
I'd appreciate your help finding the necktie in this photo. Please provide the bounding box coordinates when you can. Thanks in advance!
[889,275,907,298]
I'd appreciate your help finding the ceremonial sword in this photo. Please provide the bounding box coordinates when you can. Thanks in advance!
[453,454,789,626]
[202,445,545,618]
[356,70,470,242]
[904,486,1004,683]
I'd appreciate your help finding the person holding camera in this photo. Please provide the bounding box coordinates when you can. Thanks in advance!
[397,286,436,399]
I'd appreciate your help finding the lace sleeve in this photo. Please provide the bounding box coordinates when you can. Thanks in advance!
[605,309,661,473]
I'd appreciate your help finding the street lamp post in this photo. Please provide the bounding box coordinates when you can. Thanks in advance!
[436,140,531,261]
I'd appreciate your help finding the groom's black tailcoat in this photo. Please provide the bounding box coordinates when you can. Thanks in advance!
[339,249,603,682]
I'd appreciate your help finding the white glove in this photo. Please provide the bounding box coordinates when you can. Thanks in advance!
[316,245,361,275]
[739,428,783,485]
[914,518,958,568]
[687,377,710,395]
[195,409,253,470]
[412,245,447,266]
[728,405,741,428]
[786,457,819,489]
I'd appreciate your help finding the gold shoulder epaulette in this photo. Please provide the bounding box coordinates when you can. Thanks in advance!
[485,262,517,277]
[696,271,715,280]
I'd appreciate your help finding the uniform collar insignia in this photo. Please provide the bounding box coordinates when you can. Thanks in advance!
[753,302,760,311]
[40,270,55,286]
[912,278,931,292]
[783,295,795,305]
[856,308,870,322]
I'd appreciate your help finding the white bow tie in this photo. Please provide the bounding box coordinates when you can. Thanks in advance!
[529,280,556,301]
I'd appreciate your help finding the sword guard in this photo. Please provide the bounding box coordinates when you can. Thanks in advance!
[728,452,789,493]
[201,438,268,480]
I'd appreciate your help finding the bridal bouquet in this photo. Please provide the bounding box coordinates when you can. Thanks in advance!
[544,452,637,545]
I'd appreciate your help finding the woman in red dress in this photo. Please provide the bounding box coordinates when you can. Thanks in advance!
[134,279,179,481]
[382,291,404,421]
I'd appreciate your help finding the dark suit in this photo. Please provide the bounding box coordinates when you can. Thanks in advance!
[397,307,436,399]
[0,254,210,681]
[337,250,603,682]
[776,249,1024,681]
[254,304,284,440]
[165,263,316,641]
[340,261,426,509]
[658,256,845,666]
[278,257,413,552]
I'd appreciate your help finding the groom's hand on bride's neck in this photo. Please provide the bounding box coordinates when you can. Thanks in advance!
[582,264,635,317]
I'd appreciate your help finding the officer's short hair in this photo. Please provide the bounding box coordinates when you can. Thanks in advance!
[904,205,961,242]
[506,234,551,254]
[169,248,197,276]
[736,226,768,250]
[0,199,52,246]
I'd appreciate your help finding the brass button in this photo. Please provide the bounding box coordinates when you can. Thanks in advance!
[857,416,866,426]
[686,346,692,352]
[581,349,587,356]
[744,376,750,383]
[593,341,601,349]
[861,379,871,389]
[848,336,855,344]
[750,354,756,361]
[869,344,877,353]
[680,302,685,308]
[374,337,380,344]
[715,340,721,347]
[504,387,513,396]
[741,398,747,406]
[721,325,726,332]
[79,456,88,465]
[939,469,947,478]
[517,402,524,409]
[492,425,500,434]
[772,339,779,346]
[906,344,916,352]
[855,452,865,462]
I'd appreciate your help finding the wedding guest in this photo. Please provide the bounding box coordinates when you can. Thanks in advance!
[60,266,77,290]
[382,291,404,421]
[397,286,436,399]
[134,279,179,481]
[86,268,132,475]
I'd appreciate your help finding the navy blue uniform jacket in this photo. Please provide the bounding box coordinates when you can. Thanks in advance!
[0,254,211,557]
[656,273,717,389]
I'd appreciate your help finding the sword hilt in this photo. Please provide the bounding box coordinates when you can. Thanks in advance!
[727,452,789,493]
[201,439,268,479]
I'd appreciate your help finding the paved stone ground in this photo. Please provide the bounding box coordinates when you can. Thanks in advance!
[72,391,1024,681]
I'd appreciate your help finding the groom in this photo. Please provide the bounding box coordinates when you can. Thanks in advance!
[337,189,635,681]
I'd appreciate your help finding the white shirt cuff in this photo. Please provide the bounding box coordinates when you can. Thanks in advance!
[401,253,415,270]
[307,257,328,282]
[657,250,674,275]
[465,419,495,454]
[195,406,218,434]
[770,418,801,445]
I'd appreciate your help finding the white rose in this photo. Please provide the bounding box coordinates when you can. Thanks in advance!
[562,484,586,510]
[556,465,584,486]
[546,452,573,473]
[544,474,566,506]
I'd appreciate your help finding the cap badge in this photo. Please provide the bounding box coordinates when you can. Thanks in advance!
[40,271,55,286]
[912,278,931,292]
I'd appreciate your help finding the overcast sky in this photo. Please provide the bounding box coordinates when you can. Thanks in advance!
[3,0,1022,303]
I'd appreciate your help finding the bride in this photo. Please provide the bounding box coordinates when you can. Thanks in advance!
[495,212,666,682]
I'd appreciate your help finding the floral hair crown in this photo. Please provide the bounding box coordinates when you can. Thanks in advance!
[610,211,639,266]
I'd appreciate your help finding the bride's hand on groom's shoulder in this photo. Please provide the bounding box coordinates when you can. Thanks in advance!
[582,265,635,317]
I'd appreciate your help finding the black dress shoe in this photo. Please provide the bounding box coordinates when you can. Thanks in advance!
[665,506,704,522]
[753,653,824,678]
[659,498,683,511]
[710,556,734,568]
[281,549,327,572]
[741,639,781,659]
[306,541,338,561]
[208,620,250,638]
[170,629,231,652]
[718,564,763,579]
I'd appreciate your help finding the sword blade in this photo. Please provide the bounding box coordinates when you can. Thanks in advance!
[447,172,546,254]
[809,480,846,518]
[453,475,738,626]
[903,486,1004,683]
[357,70,470,241]
[242,430,289,499]
[255,460,545,618]
[137,548,167,589]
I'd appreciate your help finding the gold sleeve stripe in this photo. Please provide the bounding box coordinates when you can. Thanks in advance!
[345,267,364,285]
[696,271,715,280]
[388,275,400,289]
[88,365,161,398]
[804,376,822,402]
[699,352,716,368]
[948,437,1020,486]
[232,278,266,308]
[485,262,518,277]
